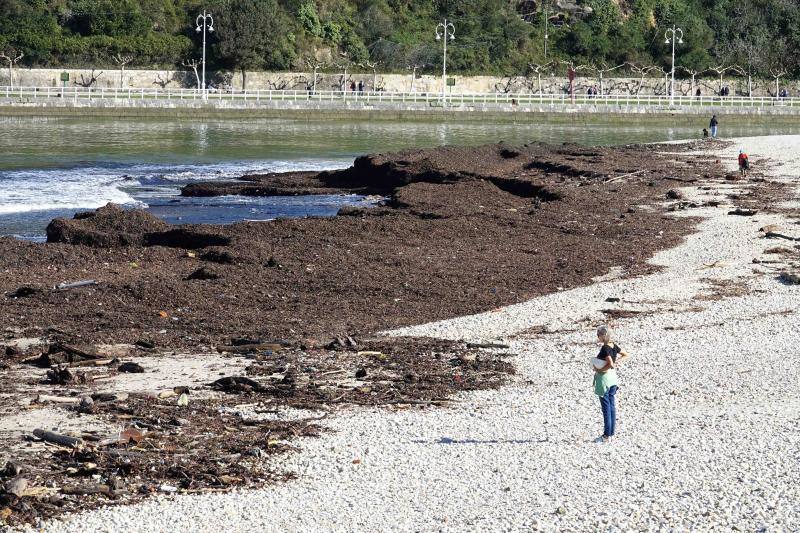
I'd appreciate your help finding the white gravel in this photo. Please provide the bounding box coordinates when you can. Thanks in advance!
[32,136,800,532]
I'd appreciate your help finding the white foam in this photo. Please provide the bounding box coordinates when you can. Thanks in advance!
[0,158,351,216]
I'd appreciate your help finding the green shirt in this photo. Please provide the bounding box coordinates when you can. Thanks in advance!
[593,368,618,396]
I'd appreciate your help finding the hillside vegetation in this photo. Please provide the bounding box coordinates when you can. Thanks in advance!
[0,0,798,78]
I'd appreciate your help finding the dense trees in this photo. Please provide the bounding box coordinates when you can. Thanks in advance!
[0,0,799,78]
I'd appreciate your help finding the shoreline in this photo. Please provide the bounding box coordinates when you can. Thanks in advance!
[28,135,799,532]
[3,137,799,530]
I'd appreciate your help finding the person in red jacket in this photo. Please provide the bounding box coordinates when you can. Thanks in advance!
[738,150,750,177]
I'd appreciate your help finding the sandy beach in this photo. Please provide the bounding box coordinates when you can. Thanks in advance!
[15,136,797,532]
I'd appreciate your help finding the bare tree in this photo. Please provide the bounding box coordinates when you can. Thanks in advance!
[495,75,524,94]
[305,58,328,94]
[589,62,625,95]
[677,66,703,97]
[406,62,426,92]
[707,65,736,95]
[75,70,103,88]
[182,59,201,89]
[153,72,174,89]
[527,61,555,94]
[626,63,660,95]
[333,53,353,92]
[112,54,133,88]
[0,49,24,88]
[360,60,381,91]
[770,66,788,98]
[728,65,748,96]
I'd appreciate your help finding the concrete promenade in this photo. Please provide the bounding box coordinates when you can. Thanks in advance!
[3,95,800,122]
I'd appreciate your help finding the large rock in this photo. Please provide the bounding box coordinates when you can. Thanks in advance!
[46,203,231,249]
[46,204,168,247]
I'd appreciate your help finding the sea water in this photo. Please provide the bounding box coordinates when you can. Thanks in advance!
[2,116,798,240]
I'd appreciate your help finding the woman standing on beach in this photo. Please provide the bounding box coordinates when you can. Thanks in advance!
[592,325,629,443]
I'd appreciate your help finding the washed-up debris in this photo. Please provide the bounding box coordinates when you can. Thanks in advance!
[55,280,98,291]
[666,189,683,200]
[185,267,220,281]
[32,429,82,448]
[45,366,87,385]
[5,286,40,299]
[134,339,156,350]
[763,231,798,242]
[217,342,286,355]
[779,272,800,285]
[327,336,359,351]
[118,362,144,374]
[728,208,757,216]
[466,342,510,350]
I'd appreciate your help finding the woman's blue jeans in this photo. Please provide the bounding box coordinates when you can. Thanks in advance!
[599,385,618,437]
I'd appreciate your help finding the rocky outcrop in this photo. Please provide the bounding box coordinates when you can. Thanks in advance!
[46,203,231,249]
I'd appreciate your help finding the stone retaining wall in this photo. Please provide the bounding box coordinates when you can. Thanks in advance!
[1,67,798,98]
[3,96,800,122]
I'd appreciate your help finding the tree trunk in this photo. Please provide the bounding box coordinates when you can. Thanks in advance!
[241,68,247,91]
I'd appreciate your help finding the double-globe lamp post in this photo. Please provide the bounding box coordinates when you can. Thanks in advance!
[196,10,214,99]
[665,25,683,105]
[435,19,455,104]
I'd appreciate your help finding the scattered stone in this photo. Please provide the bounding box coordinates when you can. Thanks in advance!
[355,368,367,379]
[666,189,683,200]
[77,396,95,414]
[779,272,800,285]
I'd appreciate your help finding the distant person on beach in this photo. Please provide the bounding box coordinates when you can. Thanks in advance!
[738,149,750,177]
[696,88,702,98]
[591,325,629,443]
[709,115,719,138]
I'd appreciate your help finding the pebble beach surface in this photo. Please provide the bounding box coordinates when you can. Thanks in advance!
[34,137,800,532]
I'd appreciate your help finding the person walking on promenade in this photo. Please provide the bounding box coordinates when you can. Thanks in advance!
[738,149,750,177]
[592,325,630,443]
[710,114,719,138]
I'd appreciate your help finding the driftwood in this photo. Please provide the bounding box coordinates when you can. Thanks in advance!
[57,343,103,360]
[56,280,98,291]
[466,342,510,349]
[60,484,116,497]
[32,429,82,448]
[604,169,645,183]
[728,208,757,216]
[217,343,284,354]
[764,231,798,241]
[34,395,81,405]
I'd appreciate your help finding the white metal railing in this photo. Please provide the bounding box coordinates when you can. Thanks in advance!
[1,85,799,108]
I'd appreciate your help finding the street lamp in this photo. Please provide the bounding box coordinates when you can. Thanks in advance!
[665,25,683,105]
[543,2,549,59]
[435,18,455,104]
[196,10,214,99]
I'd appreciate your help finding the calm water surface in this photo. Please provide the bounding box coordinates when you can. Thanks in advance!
[1,116,797,239]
